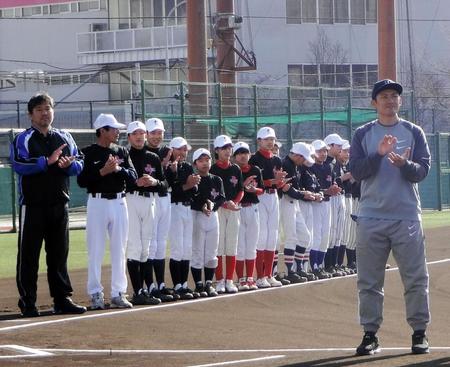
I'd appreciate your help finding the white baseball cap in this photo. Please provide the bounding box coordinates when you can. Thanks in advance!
[290,142,315,165]
[311,139,328,152]
[257,126,276,139]
[93,113,125,130]
[193,148,211,162]
[232,141,250,155]
[214,135,233,148]
[145,117,165,132]
[324,133,345,146]
[342,139,350,150]
[126,121,146,134]
[274,141,282,148]
[169,136,191,150]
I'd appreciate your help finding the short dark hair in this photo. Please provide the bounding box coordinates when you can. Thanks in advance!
[27,92,54,114]
[95,126,110,137]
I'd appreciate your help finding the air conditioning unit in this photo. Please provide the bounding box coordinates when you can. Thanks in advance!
[90,23,108,32]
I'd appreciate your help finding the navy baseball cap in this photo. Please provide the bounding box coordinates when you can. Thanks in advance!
[372,79,403,100]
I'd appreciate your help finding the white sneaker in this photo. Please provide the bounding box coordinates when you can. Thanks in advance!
[90,291,105,310]
[246,277,258,290]
[238,277,250,291]
[110,293,133,309]
[267,276,282,287]
[256,277,271,289]
[225,279,238,293]
[216,279,226,294]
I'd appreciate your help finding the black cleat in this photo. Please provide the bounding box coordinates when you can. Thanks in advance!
[285,272,307,283]
[152,288,174,302]
[356,332,380,356]
[18,299,40,318]
[175,287,195,300]
[53,297,87,315]
[411,331,429,354]
[205,282,218,297]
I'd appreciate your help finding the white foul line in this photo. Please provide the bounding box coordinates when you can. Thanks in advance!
[0,344,54,359]
[186,355,285,367]
[1,257,449,334]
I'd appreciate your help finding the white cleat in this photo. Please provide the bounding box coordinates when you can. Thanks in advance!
[225,279,238,293]
[216,279,226,294]
[255,277,271,289]
[267,276,282,287]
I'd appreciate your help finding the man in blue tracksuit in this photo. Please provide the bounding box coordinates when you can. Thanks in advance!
[350,79,431,356]
[10,93,86,317]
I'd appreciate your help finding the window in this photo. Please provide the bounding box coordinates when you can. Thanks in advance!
[304,65,319,87]
[351,0,365,24]
[22,7,33,16]
[288,65,303,86]
[286,0,301,24]
[336,64,350,87]
[15,7,22,17]
[334,0,349,23]
[352,64,366,86]
[367,64,378,85]
[79,1,100,12]
[153,0,163,26]
[0,9,15,18]
[319,0,333,24]
[302,0,317,23]
[366,0,377,23]
[320,64,335,86]
[43,5,49,14]
[71,3,78,12]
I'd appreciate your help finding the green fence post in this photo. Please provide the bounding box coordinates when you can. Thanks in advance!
[435,132,442,211]
[347,89,353,139]
[319,88,325,138]
[217,83,223,135]
[140,80,146,122]
[179,82,186,137]
[89,101,93,128]
[9,129,17,233]
[253,85,258,144]
[287,86,293,149]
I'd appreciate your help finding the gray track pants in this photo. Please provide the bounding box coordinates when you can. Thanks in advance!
[356,217,430,333]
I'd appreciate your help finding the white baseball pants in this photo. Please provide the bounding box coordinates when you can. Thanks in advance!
[217,207,240,256]
[280,196,311,251]
[329,194,346,248]
[347,198,360,251]
[169,203,193,261]
[191,211,219,269]
[237,204,259,260]
[311,200,331,253]
[341,196,353,247]
[257,192,279,251]
[149,194,171,260]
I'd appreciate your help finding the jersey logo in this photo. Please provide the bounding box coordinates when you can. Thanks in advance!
[326,175,332,182]
[230,175,238,186]
[211,188,219,199]
[116,157,124,165]
[145,164,155,175]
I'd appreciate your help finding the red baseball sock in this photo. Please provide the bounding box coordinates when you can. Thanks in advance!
[245,259,255,279]
[256,250,264,278]
[235,260,245,279]
[216,256,223,280]
[226,255,236,280]
[263,250,275,277]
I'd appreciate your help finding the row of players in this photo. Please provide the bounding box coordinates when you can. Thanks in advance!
[76,114,360,309]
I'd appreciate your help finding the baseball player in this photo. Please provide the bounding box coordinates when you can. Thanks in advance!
[308,139,340,279]
[10,92,86,316]
[166,136,200,300]
[279,142,318,283]
[323,133,346,277]
[125,121,164,306]
[77,113,138,309]
[210,135,244,294]
[335,139,355,274]
[145,118,175,301]
[190,148,226,297]
[249,127,288,288]
[232,141,264,291]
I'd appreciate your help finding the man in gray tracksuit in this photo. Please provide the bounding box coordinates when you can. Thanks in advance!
[350,79,431,356]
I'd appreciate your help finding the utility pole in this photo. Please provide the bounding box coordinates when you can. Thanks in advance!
[378,0,397,80]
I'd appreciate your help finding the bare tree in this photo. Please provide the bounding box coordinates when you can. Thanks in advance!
[308,28,348,64]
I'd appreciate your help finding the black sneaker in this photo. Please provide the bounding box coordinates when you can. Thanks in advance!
[312,268,329,280]
[152,288,174,302]
[175,287,195,300]
[285,272,307,283]
[411,331,429,354]
[274,274,291,285]
[297,269,317,281]
[53,297,87,315]
[356,332,380,356]
[205,283,218,297]
[194,284,208,298]
[18,299,40,318]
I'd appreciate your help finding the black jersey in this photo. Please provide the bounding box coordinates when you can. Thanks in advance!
[281,155,305,200]
[351,180,361,199]
[191,174,226,212]
[77,143,137,194]
[167,161,197,204]
[310,161,334,192]
[340,162,352,195]
[300,166,320,195]
[240,165,264,204]
[210,161,243,201]
[146,144,170,196]
[127,146,167,193]
[249,150,282,189]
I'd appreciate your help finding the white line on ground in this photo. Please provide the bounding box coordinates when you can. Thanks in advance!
[0,344,54,359]
[186,355,285,367]
[1,258,449,334]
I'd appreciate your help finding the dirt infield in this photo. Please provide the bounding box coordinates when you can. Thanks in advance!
[0,226,449,367]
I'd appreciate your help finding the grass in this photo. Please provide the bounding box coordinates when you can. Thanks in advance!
[0,210,448,279]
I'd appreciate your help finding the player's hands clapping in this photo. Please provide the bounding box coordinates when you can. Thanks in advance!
[185,173,201,190]
[243,175,257,193]
[313,192,324,202]
[325,183,341,196]
[48,144,67,165]
[225,200,240,211]
[57,155,75,169]
[162,148,173,169]
[137,174,158,187]
[377,135,397,156]
[168,155,180,172]
[388,147,410,167]
[202,199,213,216]
[302,191,316,201]
[100,154,121,176]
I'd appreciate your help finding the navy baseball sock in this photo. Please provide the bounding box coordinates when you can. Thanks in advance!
[332,246,339,267]
[180,260,190,285]
[169,259,181,288]
[272,250,279,274]
[295,245,306,271]
[127,259,142,295]
[204,267,215,283]
[283,248,295,273]
[191,267,202,284]
[153,258,165,287]
[309,250,318,270]
[346,248,356,266]
[317,251,326,268]
[337,245,346,266]
[324,249,333,268]
[141,259,154,290]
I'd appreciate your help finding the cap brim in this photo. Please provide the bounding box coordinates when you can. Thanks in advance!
[372,83,403,100]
